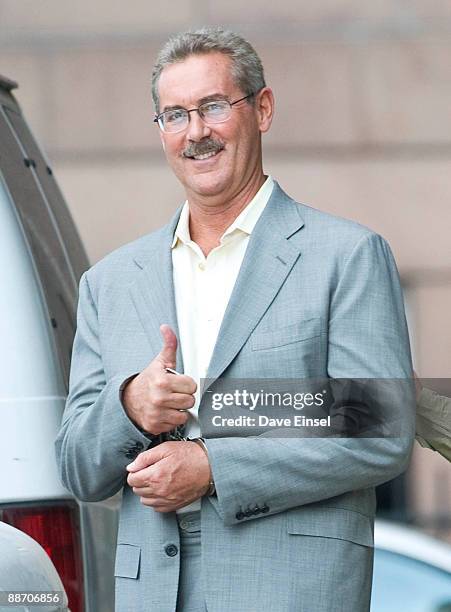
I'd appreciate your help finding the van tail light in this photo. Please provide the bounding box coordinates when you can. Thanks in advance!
[1,502,84,612]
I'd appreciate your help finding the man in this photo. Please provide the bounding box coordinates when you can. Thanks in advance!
[55,27,415,612]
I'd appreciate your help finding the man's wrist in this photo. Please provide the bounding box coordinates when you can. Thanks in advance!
[119,373,140,407]
[120,373,159,440]
[190,437,216,496]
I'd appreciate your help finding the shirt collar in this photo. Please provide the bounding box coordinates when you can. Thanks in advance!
[171,175,274,249]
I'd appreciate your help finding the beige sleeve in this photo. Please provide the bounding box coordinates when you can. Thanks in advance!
[416,387,451,462]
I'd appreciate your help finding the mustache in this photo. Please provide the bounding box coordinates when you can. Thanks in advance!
[182,138,225,158]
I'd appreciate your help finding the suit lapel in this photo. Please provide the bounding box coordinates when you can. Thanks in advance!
[127,184,305,385]
[128,208,185,372]
[204,183,304,387]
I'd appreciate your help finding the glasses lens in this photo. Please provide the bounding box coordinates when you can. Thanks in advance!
[199,100,231,123]
[161,109,188,133]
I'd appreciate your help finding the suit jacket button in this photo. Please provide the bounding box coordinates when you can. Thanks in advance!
[165,544,178,557]
[252,506,261,515]
[244,509,253,518]
[236,511,244,520]
[134,441,144,451]
[262,504,270,513]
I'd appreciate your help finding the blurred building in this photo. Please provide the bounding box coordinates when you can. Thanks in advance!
[1,1,450,538]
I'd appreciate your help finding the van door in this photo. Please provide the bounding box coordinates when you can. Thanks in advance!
[0,100,89,389]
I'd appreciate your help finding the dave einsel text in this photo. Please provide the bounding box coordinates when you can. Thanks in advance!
[0,592,63,606]
[212,415,331,427]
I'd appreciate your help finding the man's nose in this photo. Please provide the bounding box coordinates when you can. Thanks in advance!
[185,110,212,141]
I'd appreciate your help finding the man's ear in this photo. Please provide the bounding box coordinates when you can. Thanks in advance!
[255,87,274,134]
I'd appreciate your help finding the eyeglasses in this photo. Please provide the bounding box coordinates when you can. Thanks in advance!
[154,93,255,133]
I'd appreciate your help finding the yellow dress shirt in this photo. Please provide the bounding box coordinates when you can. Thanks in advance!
[171,176,274,511]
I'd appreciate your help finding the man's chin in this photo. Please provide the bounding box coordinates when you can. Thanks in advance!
[185,173,230,199]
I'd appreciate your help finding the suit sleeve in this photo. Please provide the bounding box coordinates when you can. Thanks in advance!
[205,232,415,526]
[54,272,154,501]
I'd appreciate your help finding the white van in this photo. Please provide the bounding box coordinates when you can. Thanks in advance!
[0,74,118,612]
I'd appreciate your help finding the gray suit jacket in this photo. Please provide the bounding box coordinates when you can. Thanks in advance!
[55,182,414,612]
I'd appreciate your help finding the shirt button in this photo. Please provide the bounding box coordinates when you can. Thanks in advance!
[164,544,178,557]
[198,262,205,271]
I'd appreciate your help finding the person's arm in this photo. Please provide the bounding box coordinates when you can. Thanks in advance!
[205,232,415,525]
[416,385,451,462]
[54,272,156,501]
[55,270,196,501]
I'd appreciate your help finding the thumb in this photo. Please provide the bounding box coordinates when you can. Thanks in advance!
[126,447,162,472]
[158,324,177,368]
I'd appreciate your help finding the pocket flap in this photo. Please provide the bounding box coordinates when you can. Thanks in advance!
[114,543,141,579]
[287,507,374,547]
[251,317,322,351]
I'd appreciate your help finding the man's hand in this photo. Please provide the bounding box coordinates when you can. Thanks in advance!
[122,324,196,434]
[126,441,212,512]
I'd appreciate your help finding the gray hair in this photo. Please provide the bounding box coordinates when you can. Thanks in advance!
[151,27,266,113]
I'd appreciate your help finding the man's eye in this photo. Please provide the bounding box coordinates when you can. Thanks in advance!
[165,110,186,123]
[203,101,227,114]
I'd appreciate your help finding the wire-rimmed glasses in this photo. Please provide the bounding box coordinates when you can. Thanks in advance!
[154,93,255,133]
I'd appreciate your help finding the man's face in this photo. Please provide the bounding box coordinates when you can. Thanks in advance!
[156,52,273,202]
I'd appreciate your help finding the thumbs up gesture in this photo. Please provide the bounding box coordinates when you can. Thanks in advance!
[122,324,197,435]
